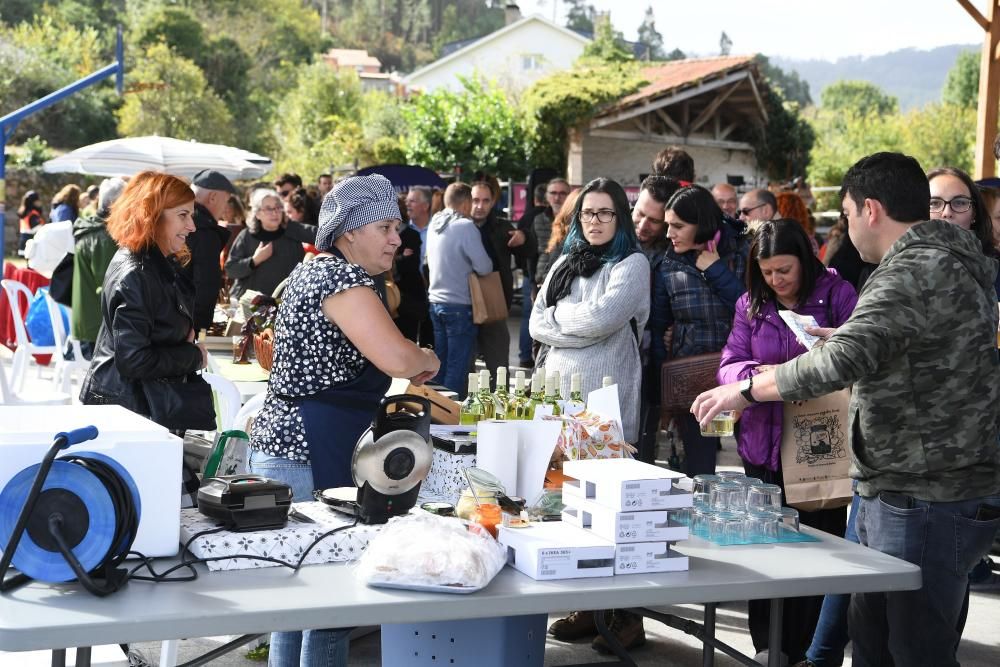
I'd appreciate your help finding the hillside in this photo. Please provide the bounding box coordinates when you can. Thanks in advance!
[772,44,978,110]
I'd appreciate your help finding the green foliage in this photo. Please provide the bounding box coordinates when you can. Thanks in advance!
[403,77,527,178]
[0,0,37,25]
[12,136,54,169]
[564,0,596,33]
[580,15,633,65]
[117,42,234,143]
[820,80,898,116]
[941,50,979,109]
[0,12,119,146]
[754,54,811,107]
[522,62,645,171]
[270,62,365,178]
[807,109,902,188]
[135,7,205,62]
[636,6,665,61]
[900,103,976,173]
[751,88,815,181]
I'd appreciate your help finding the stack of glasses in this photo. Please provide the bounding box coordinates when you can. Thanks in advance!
[677,471,801,545]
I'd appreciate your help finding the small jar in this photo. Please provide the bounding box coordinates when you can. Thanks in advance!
[455,488,498,520]
[470,503,502,538]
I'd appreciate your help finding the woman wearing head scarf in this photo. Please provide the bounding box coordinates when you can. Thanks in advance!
[248,175,439,667]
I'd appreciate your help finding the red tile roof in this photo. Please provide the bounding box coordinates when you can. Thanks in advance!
[609,55,758,112]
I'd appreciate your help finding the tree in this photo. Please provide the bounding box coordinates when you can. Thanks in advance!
[942,50,980,109]
[403,77,528,178]
[270,62,365,177]
[564,0,595,33]
[807,109,902,189]
[134,7,206,63]
[522,61,645,172]
[820,80,898,116]
[900,103,976,173]
[580,14,633,64]
[117,42,235,143]
[719,31,732,56]
[752,89,815,181]
[753,55,811,107]
[636,6,665,61]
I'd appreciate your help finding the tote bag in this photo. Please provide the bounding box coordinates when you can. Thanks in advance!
[780,389,853,510]
[468,271,508,325]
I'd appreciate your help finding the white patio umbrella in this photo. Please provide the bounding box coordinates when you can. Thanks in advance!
[42,135,273,181]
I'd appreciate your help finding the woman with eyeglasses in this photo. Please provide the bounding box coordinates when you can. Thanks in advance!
[649,184,750,476]
[928,167,1000,298]
[225,189,318,299]
[532,177,650,653]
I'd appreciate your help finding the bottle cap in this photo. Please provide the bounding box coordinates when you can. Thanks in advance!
[602,376,614,387]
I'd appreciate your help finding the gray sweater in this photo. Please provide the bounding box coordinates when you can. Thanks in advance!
[426,208,493,305]
[529,252,650,442]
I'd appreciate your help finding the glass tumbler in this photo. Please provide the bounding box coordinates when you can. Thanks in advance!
[673,507,692,526]
[747,483,782,512]
[691,507,713,538]
[693,474,721,496]
[709,480,744,511]
[709,510,747,545]
[770,506,800,532]
[717,470,747,483]
[746,509,780,542]
[693,492,710,510]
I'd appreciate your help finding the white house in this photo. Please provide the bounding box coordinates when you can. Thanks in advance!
[403,8,590,93]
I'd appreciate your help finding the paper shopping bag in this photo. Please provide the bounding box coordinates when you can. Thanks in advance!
[780,389,853,511]
[468,271,508,325]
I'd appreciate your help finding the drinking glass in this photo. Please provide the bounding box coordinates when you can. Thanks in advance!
[692,492,710,510]
[770,507,800,532]
[747,483,782,512]
[717,470,747,482]
[692,474,720,495]
[673,507,692,526]
[709,510,746,545]
[701,410,735,437]
[709,481,744,512]
[746,509,780,542]
[691,507,713,538]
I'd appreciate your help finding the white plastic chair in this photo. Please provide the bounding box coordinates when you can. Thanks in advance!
[202,372,241,432]
[44,292,90,395]
[0,349,72,405]
[1,279,58,392]
[232,391,266,434]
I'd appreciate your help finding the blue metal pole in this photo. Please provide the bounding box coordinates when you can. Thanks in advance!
[1,26,124,273]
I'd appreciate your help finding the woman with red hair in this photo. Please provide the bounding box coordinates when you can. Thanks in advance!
[776,191,819,254]
[81,171,214,433]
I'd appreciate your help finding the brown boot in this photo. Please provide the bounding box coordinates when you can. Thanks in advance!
[592,610,646,654]
[548,610,598,640]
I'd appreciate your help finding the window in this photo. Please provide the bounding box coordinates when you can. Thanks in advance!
[521,54,543,71]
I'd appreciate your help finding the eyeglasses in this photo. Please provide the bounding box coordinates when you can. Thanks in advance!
[580,209,616,224]
[278,189,294,198]
[929,196,973,214]
[259,205,283,214]
[738,202,767,217]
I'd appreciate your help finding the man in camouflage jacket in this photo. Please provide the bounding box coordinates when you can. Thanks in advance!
[693,152,1000,667]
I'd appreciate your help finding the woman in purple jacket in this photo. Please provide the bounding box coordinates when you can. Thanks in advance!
[717,219,857,666]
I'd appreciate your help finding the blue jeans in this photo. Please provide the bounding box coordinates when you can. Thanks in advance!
[849,492,1000,667]
[429,303,477,397]
[518,275,533,363]
[806,493,861,666]
[248,450,351,667]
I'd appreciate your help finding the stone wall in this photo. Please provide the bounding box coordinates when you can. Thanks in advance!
[2,168,101,257]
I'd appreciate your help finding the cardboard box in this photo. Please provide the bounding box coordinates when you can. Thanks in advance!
[403,382,461,424]
[562,459,692,511]
[561,496,689,543]
[615,542,689,574]
[498,521,615,580]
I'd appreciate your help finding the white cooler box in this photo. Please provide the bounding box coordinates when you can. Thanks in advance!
[0,405,182,557]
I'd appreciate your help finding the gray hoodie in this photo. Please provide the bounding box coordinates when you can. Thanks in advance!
[776,219,1000,501]
[426,208,493,305]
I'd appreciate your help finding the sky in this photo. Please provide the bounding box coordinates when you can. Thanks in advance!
[528,0,986,61]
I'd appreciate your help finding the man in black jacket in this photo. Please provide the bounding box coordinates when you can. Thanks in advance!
[187,170,235,332]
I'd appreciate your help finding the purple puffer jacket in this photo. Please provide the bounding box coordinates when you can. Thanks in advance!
[717,269,858,470]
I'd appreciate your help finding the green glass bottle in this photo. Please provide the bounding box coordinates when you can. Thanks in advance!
[459,374,485,425]
[564,372,586,416]
[552,370,564,401]
[477,370,496,419]
[492,367,511,420]
[543,373,563,416]
[506,370,532,420]
[527,369,545,419]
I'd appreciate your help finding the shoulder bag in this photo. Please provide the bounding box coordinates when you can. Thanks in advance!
[141,373,217,431]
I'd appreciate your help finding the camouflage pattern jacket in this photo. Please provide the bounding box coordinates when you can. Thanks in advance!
[775,219,1000,501]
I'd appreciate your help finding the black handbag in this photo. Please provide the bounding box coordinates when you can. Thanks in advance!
[49,252,74,307]
[140,373,217,431]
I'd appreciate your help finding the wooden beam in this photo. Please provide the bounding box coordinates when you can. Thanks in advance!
[958,0,990,30]
[590,70,750,129]
[682,101,690,135]
[566,126,585,186]
[746,73,769,123]
[719,122,739,140]
[690,81,743,134]
[589,128,754,152]
[714,114,721,140]
[655,108,682,135]
[973,0,1000,178]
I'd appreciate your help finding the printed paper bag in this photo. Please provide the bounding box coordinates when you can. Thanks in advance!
[468,271,508,325]
[780,389,853,511]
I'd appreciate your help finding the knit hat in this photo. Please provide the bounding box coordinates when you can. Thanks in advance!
[315,174,401,251]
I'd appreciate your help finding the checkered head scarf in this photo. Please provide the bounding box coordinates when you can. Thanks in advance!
[315,174,402,251]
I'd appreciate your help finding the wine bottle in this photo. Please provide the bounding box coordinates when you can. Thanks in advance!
[564,373,586,416]
[477,369,495,419]
[543,374,563,416]
[459,374,485,425]
[493,367,511,420]
[527,370,545,418]
[506,370,531,420]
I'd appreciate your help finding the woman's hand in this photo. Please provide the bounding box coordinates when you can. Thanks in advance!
[252,242,273,266]
[186,328,196,343]
[695,240,721,271]
[409,348,440,385]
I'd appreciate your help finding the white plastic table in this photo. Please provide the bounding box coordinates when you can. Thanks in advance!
[0,528,920,667]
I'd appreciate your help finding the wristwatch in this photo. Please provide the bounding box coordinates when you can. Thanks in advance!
[739,376,758,404]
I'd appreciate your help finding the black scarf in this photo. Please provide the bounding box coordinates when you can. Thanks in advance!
[545,241,611,305]
[250,223,285,244]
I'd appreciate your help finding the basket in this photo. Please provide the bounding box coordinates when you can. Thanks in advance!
[253,329,275,371]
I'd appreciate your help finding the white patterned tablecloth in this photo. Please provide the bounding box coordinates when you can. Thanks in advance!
[179,501,381,571]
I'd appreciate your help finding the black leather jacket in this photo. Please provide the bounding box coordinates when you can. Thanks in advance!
[80,246,203,414]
